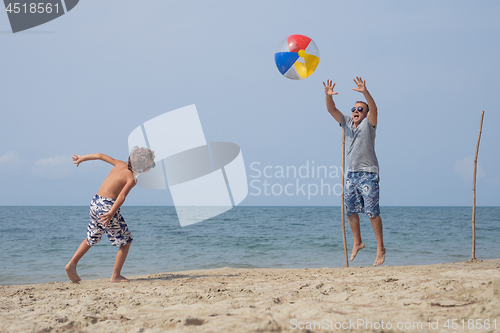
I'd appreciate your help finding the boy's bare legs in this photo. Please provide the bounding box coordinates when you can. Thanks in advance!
[110,242,132,283]
[347,213,365,260]
[370,215,386,266]
[65,239,92,282]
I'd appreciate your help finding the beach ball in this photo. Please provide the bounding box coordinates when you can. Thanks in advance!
[275,34,320,80]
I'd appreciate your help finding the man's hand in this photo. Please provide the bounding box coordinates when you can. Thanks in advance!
[323,79,338,96]
[99,211,114,229]
[352,76,367,94]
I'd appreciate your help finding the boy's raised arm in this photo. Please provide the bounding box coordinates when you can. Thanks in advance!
[72,153,117,167]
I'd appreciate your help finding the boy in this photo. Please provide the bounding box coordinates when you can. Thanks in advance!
[65,147,156,282]
[323,76,385,266]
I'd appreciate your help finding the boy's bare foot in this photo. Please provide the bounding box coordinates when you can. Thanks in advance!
[374,248,386,266]
[110,275,130,283]
[350,242,365,261]
[65,263,81,282]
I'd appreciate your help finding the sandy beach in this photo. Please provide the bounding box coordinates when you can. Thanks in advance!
[1,259,499,333]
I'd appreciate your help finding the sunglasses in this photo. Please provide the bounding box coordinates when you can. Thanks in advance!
[351,107,365,113]
[138,161,156,173]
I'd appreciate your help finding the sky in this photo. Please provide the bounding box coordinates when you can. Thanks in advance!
[1,0,499,207]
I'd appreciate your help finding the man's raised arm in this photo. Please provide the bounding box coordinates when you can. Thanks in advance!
[353,76,378,127]
[323,79,343,124]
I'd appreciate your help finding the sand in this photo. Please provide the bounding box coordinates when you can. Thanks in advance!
[1,259,499,333]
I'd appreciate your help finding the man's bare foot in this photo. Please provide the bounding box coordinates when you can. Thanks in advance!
[65,263,81,282]
[374,248,386,266]
[350,242,365,261]
[110,275,130,283]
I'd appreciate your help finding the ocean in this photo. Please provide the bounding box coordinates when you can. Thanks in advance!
[0,206,498,286]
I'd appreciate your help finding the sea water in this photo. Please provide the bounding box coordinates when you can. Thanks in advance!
[0,206,498,285]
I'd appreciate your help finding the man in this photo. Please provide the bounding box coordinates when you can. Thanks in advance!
[323,76,385,266]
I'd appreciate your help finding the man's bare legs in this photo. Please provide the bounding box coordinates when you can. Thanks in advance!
[65,239,92,282]
[370,215,386,266]
[348,213,386,266]
[347,213,365,260]
[110,242,132,283]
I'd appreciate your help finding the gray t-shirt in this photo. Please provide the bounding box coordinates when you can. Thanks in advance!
[340,114,379,174]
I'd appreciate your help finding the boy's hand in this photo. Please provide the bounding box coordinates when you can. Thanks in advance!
[72,154,83,167]
[323,79,338,96]
[352,76,367,94]
[99,211,114,229]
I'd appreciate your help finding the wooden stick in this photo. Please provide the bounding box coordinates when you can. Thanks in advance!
[472,111,485,260]
[341,129,349,267]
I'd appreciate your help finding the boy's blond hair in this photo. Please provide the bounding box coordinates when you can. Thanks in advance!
[127,146,155,174]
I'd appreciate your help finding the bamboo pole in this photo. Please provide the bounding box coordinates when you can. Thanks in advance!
[472,111,485,260]
[341,129,349,267]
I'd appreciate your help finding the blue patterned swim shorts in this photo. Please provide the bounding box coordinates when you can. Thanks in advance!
[87,194,133,247]
[344,172,380,218]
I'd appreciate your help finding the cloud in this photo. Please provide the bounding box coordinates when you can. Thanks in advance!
[453,156,485,183]
[32,155,74,179]
[33,155,68,167]
[0,151,24,170]
[0,151,17,164]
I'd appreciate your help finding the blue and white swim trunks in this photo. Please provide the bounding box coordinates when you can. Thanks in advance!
[87,194,133,247]
[344,172,380,218]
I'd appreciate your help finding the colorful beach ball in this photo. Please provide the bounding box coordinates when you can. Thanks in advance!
[275,34,320,80]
